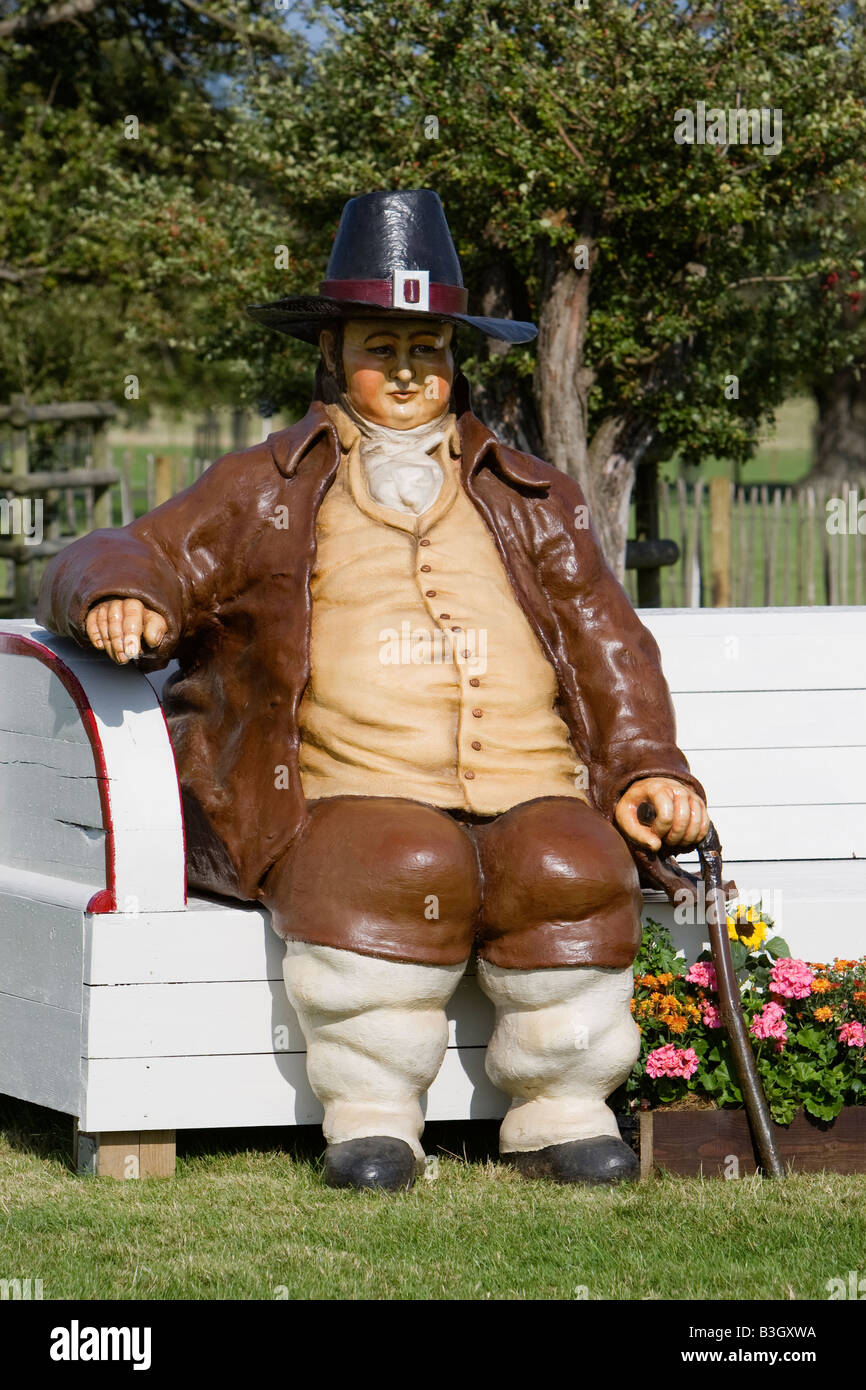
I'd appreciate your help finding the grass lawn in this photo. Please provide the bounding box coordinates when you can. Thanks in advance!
[1,1099,862,1302]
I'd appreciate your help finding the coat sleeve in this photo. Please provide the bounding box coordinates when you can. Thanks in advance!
[36,446,266,669]
[541,470,707,821]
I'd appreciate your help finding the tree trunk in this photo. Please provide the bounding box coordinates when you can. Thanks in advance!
[469,256,544,456]
[810,364,866,480]
[534,240,657,581]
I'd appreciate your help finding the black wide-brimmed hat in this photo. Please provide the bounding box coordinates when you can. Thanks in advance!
[245,189,537,345]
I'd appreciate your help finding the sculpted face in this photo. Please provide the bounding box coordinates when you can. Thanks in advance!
[320,317,454,429]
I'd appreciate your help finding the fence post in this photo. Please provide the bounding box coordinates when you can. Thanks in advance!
[120,450,134,525]
[709,476,732,607]
[91,420,113,529]
[9,393,28,477]
[634,458,661,607]
[9,394,30,611]
[154,454,173,506]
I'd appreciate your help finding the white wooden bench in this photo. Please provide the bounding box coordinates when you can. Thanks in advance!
[1,608,864,1176]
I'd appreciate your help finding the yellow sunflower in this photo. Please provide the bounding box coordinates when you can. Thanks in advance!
[726,908,768,951]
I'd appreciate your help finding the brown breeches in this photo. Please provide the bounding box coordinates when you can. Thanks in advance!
[259,795,643,970]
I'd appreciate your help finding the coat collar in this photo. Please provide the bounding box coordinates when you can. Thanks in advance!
[266,384,549,495]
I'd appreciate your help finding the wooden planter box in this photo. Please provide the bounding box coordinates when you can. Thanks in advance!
[639,1106,866,1177]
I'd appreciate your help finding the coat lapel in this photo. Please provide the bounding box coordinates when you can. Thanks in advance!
[266,402,340,478]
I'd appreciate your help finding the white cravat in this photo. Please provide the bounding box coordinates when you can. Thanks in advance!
[338,393,449,516]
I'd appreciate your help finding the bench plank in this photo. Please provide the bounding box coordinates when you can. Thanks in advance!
[83,975,495,1059]
[1,760,104,829]
[692,747,866,807]
[675,689,866,748]
[0,991,81,1113]
[0,813,106,885]
[0,652,91,743]
[79,1046,506,1132]
[0,895,83,1011]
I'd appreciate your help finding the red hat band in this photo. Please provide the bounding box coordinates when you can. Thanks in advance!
[319,271,469,316]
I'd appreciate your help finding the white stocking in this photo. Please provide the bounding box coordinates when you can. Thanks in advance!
[476,961,640,1153]
[283,941,466,1161]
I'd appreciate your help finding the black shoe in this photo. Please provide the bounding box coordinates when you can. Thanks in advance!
[503,1135,640,1185]
[323,1136,418,1191]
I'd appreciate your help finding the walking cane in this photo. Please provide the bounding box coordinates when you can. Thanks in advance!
[637,802,786,1179]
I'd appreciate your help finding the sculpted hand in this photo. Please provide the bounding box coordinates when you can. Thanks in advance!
[615,776,709,853]
[85,597,167,665]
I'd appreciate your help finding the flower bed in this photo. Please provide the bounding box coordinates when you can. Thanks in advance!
[619,911,866,1126]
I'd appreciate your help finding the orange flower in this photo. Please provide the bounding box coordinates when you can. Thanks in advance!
[660,994,681,1013]
[629,998,636,1014]
[814,1006,834,1023]
[637,974,659,990]
[853,989,866,1005]
[811,978,833,994]
[657,973,674,987]
[833,959,857,970]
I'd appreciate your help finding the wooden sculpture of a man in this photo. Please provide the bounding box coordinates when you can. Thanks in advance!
[38,190,708,1190]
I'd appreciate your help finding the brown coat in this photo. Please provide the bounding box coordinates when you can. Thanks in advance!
[37,378,705,904]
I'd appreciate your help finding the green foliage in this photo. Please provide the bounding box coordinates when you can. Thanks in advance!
[3,0,866,490]
[0,0,305,411]
[249,0,866,453]
[620,915,866,1125]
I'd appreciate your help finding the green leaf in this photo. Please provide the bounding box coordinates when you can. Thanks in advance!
[804,1096,844,1122]
[729,941,748,971]
[764,937,791,959]
[797,1027,828,1054]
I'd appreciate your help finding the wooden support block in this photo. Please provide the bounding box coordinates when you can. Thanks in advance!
[74,1122,175,1178]
[139,1131,177,1178]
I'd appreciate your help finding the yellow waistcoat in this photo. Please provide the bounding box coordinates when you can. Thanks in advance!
[296,405,589,814]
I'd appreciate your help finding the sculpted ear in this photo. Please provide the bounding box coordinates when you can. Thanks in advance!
[318,328,337,375]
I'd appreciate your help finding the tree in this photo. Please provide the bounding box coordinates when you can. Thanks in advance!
[4,0,866,565]
[234,0,866,571]
[806,195,866,479]
[0,0,306,414]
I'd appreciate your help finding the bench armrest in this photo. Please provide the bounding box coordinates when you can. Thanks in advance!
[0,620,186,913]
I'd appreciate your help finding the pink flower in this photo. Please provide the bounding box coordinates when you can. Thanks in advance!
[838,1021,866,1048]
[750,1000,788,1050]
[701,1001,723,1029]
[769,958,814,1000]
[645,1044,699,1080]
[686,961,718,991]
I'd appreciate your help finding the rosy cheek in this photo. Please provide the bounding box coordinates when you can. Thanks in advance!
[347,365,386,408]
[424,369,452,401]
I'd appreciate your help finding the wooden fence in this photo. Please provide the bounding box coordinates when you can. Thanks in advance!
[623,477,866,608]
[0,393,216,616]
[3,403,864,616]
